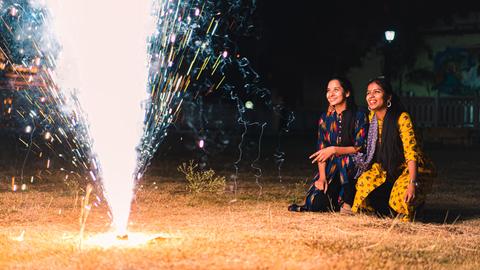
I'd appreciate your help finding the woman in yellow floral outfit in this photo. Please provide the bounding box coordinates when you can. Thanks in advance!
[352,77,435,221]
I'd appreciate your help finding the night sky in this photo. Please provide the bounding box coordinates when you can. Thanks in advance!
[241,0,480,109]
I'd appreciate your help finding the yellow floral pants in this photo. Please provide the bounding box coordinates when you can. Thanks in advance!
[352,163,423,221]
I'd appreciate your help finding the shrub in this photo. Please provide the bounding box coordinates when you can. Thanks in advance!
[177,160,226,194]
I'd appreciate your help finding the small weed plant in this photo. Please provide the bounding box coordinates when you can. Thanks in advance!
[177,160,226,194]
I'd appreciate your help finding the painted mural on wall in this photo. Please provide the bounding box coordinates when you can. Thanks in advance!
[434,47,480,95]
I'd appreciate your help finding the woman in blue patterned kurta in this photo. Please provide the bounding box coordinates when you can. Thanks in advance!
[289,77,368,213]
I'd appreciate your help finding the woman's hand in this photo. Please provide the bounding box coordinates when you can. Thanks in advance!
[314,177,328,193]
[404,182,416,204]
[309,147,336,163]
[328,105,335,113]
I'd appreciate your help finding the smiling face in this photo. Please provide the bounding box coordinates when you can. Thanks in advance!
[366,82,390,111]
[326,79,349,107]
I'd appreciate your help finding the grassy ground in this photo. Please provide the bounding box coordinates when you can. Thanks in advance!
[0,142,479,269]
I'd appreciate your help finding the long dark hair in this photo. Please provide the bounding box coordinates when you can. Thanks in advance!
[327,77,357,146]
[367,76,407,180]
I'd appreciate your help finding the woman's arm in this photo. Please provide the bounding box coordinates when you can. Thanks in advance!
[398,113,419,203]
[405,160,418,203]
[316,113,327,151]
[407,160,417,181]
[354,110,369,152]
[315,161,328,192]
[310,146,359,163]
[313,113,328,192]
[310,111,368,163]
[311,113,328,162]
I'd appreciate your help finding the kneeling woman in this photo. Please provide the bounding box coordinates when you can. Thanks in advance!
[352,77,434,221]
[289,77,367,213]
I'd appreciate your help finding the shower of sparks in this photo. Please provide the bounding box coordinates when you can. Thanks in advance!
[0,0,93,186]
[137,0,234,175]
[0,0,283,235]
[83,232,177,249]
[38,0,153,235]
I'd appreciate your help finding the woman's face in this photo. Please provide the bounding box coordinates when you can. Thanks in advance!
[326,79,349,107]
[366,82,389,111]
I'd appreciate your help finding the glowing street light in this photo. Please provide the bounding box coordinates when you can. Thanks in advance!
[383,30,396,79]
[385,30,396,43]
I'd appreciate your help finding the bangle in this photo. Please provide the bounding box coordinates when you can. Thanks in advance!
[409,179,419,187]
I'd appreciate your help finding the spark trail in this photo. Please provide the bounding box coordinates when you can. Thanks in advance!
[0,0,292,235]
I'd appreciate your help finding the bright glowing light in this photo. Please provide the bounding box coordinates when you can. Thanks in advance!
[198,139,205,148]
[5,0,269,240]
[84,232,176,249]
[25,125,32,133]
[45,0,153,233]
[385,30,396,42]
[44,131,51,140]
[245,100,254,109]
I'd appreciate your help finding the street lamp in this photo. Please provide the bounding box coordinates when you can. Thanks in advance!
[383,30,396,80]
[384,30,396,43]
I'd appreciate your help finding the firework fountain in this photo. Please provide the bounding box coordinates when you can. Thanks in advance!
[44,0,154,236]
[0,0,292,243]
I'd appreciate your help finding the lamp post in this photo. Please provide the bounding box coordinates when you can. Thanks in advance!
[385,30,396,43]
[383,30,396,79]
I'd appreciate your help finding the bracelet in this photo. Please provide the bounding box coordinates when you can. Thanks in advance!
[409,179,419,187]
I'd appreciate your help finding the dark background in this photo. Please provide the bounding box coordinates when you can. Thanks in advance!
[157,0,480,175]
[1,0,480,178]
[242,0,480,109]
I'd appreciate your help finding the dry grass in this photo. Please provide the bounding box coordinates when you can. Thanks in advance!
[0,174,479,270]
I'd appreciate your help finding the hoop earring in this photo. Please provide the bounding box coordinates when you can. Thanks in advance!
[387,100,392,108]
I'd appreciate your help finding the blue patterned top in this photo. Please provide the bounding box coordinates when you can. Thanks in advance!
[317,109,368,184]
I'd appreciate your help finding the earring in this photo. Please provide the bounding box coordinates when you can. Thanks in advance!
[387,100,392,108]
